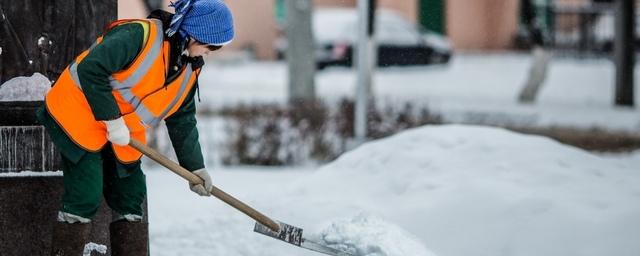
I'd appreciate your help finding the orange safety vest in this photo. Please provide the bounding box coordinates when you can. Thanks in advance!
[45,19,200,164]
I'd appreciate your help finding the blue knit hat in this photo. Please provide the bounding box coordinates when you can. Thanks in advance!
[166,0,234,46]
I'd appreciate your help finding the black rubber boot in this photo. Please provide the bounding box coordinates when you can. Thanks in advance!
[50,222,91,256]
[109,220,149,256]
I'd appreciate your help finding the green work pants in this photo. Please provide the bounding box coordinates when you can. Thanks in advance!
[60,145,146,220]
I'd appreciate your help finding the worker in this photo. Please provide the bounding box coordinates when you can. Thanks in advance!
[36,0,234,255]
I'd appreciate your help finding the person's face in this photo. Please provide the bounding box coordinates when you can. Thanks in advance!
[186,39,222,57]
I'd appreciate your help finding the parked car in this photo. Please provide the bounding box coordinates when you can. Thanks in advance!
[276,8,452,69]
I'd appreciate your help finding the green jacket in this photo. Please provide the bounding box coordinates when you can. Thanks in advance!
[38,20,205,175]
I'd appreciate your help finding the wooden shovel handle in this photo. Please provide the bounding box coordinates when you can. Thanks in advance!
[129,139,281,232]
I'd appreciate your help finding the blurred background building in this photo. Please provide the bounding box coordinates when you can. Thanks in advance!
[117,0,628,60]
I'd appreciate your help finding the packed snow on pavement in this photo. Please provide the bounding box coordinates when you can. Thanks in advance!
[146,125,640,256]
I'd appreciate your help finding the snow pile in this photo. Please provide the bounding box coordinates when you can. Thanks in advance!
[147,125,640,256]
[0,73,50,101]
[316,214,437,256]
[270,125,640,256]
[83,242,107,255]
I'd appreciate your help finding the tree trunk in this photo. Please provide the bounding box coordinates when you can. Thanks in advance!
[285,0,316,103]
[519,46,551,103]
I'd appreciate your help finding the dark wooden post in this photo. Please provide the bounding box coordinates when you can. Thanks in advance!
[614,0,635,106]
[285,0,316,102]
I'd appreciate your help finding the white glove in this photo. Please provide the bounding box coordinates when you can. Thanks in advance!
[104,117,130,146]
[190,169,213,196]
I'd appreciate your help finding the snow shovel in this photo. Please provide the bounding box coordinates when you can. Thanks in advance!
[129,139,355,256]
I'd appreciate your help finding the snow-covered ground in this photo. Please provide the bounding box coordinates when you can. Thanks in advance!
[200,54,640,132]
[1,54,635,131]
[2,53,639,255]
[147,125,640,256]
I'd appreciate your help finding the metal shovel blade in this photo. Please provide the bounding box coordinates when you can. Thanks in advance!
[254,221,356,256]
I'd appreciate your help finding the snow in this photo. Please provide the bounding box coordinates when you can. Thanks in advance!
[199,54,640,132]
[312,8,441,47]
[147,125,640,256]
[0,51,632,255]
[0,73,51,101]
[602,150,640,164]
[0,171,62,177]
[83,242,107,256]
[315,214,437,256]
[313,8,357,44]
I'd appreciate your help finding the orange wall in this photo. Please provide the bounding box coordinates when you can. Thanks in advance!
[117,0,418,60]
[118,0,531,58]
[224,1,278,60]
[378,0,418,22]
[314,0,354,7]
[118,0,279,59]
[313,0,417,22]
[447,0,520,50]
[117,0,149,19]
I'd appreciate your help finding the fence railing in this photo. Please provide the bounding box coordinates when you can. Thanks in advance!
[547,2,618,57]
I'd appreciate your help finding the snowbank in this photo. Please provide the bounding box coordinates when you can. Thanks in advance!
[269,125,640,256]
[0,73,50,101]
[83,242,107,256]
[148,125,640,256]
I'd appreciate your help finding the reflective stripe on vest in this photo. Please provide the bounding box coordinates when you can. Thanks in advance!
[115,63,194,126]
[67,19,193,126]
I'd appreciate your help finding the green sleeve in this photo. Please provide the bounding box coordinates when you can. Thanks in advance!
[165,84,205,172]
[76,23,145,121]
